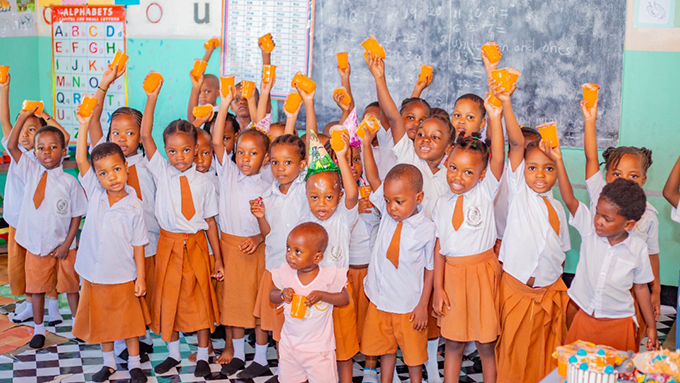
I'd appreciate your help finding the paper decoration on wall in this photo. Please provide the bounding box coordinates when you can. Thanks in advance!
[0,0,37,37]
[51,5,127,140]
[220,0,316,100]
[634,0,676,28]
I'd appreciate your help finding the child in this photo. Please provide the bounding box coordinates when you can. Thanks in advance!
[583,99,660,333]
[140,75,223,378]
[363,101,397,181]
[663,154,680,222]
[212,87,273,379]
[450,94,487,137]
[269,222,350,383]
[72,110,150,383]
[7,107,87,349]
[187,38,220,124]
[560,173,658,351]
[360,163,436,383]
[88,64,159,356]
[496,122,572,382]
[432,95,505,383]
[1,74,69,325]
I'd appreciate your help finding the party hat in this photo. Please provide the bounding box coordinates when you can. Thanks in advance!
[305,130,340,180]
[254,113,272,140]
[343,107,361,148]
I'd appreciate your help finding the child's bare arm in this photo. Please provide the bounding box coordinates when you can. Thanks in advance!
[75,104,93,176]
[366,53,405,143]
[270,286,294,305]
[140,75,162,160]
[6,108,34,161]
[582,99,600,179]
[256,76,275,124]
[283,95,301,136]
[486,96,505,180]
[90,64,125,144]
[542,140,579,215]
[41,110,70,143]
[1,75,11,138]
[432,239,449,317]
[335,133,358,209]
[298,86,316,150]
[338,62,355,112]
[51,216,81,260]
[633,283,659,350]
[411,70,432,98]
[133,245,146,297]
[187,73,203,123]
[212,87,234,166]
[250,198,271,237]
[361,127,381,190]
[489,78,524,170]
[206,217,224,281]
[410,268,433,331]
[663,155,680,208]
[306,287,350,307]
[247,92,258,124]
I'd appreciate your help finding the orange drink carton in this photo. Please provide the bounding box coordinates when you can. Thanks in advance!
[330,125,348,152]
[291,73,316,93]
[204,37,220,49]
[220,76,235,97]
[333,87,351,106]
[259,33,276,53]
[143,72,163,93]
[78,95,99,117]
[240,80,255,99]
[581,83,600,108]
[419,65,433,84]
[290,294,308,319]
[0,65,8,83]
[109,51,128,70]
[284,92,302,114]
[190,59,208,81]
[361,36,386,59]
[481,41,502,63]
[336,52,349,69]
[192,105,214,120]
[262,65,277,83]
[357,114,380,139]
[537,122,559,148]
[22,100,43,115]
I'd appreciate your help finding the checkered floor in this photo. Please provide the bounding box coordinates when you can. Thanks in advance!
[0,299,675,383]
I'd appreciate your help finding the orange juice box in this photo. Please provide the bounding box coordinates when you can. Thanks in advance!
[262,65,277,83]
[241,80,255,99]
[0,65,8,83]
[481,41,502,63]
[192,105,214,120]
[336,52,349,69]
[419,65,433,84]
[506,67,522,87]
[291,73,316,93]
[491,68,510,91]
[190,59,208,81]
[330,126,348,152]
[486,93,502,108]
[357,114,379,139]
[259,33,276,53]
[361,36,386,59]
[204,37,220,49]
[22,100,43,115]
[581,83,600,108]
[359,185,372,199]
[284,92,303,114]
[109,51,128,70]
[537,122,559,148]
[333,87,351,106]
[143,72,163,93]
[78,95,98,117]
[290,294,308,319]
[220,76,235,97]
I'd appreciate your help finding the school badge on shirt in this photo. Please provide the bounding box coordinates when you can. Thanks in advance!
[466,206,482,227]
[56,199,69,215]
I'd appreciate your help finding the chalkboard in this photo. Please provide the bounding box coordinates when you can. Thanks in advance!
[308,0,625,148]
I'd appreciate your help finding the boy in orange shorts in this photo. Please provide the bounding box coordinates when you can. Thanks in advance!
[6,107,87,349]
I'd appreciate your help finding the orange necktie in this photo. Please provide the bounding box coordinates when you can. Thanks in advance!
[33,171,47,209]
[127,165,143,201]
[452,195,464,231]
[542,196,560,235]
[386,222,403,269]
[180,175,196,220]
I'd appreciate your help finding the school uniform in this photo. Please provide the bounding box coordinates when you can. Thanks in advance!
[72,169,150,344]
[272,264,347,383]
[204,166,224,306]
[373,127,398,180]
[393,135,449,219]
[586,170,659,340]
[672,206,680,223]
[565,202,654,352]
[360,185,435,366]
[493,163,511,243]
[14,154,87,295]
[495,162,571,383]
[145,152,220,342]
[433,173,501,343]
[309,199,360,361]
[253,172,307,341]
[2,138,38,296]
[215,151,271,329]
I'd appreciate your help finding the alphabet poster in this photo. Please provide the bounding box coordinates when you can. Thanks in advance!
[51,5,126,140]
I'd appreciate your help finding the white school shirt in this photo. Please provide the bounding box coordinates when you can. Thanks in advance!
[493,162,511,240]
[374,127,398,180]
[499,161,571,287]
[272,264,347,353]
[145,152,218,234]
[1,138,37,228]
[671,206,680,223]
[14,155,88,256]
[350,180,377,266]
[364,185,436,314]
[586,170,659,254]
[433,173,500,257]
[92,137,160,257]
[204,166,220,255]
[76,169,149,284]
[393,135,449,219]
[216,151,272,236]
[309,198,358,270]
[567,202,654,319]
[261,172,309,271]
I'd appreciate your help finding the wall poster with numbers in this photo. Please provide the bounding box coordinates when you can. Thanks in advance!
[221,0,315,100]
[51,5,127,141]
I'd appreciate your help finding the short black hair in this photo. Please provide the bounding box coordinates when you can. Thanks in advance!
[423,115,454,141]
[399,97,431,115]
[203,74,219,88]
[430,107,450,121]
[456,93,486,118]
[90,142,125,168]
[521,126,541,142]
[163,119,197,145]
[452,131,489,168]
[524,139,542,158]
[271,134,305,160]
[196,127,213,147]
[236,128,270,152]
[601,146,653,175]
[35,126,65,149]
[365,101,380,110]
[600,178,647,222]
[385,163,424,193]
[107,107,144,153]
[203,111,241,136]
[290,222,329,253]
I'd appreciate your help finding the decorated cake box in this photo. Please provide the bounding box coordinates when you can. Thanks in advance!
[633,349,680,382]
[566,349,617,383]
[554,341,626,377]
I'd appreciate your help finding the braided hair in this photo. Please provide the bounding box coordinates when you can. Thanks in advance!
[601,146,653,175]
[271,134,305,161]
[451,131,489,168]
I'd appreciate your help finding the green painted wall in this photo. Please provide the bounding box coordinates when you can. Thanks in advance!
[2,37,680,285]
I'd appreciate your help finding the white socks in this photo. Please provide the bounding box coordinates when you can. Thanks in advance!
[13,302,33,321]
[233,337,245,361]
[128,354,141,370]
[168,340,181,361]
[426,339,442,383]
[196,346,209,362]
[34,323,45,336]
[254,343,268,366]
[102,351,116,369]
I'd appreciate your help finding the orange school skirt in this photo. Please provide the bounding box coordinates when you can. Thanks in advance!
[220,232,266,328]
[253,269,284,342]
[495,273,568,383]
[72,279,150,344]
[144,256,155,308]
[8,226,27,296]
[565,309,638,352]
[150,229,220,342]
[438,249,501,343]
[334,280,360,361]
[347,266,370,343]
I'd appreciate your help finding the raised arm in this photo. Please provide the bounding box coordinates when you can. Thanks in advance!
[663,155,680,208]
[140,74,162,160]
[283,94,301,136]
[75,103,93,176]
[90,63,125,144]
[298,86,316,150]
[6,108,34,161]
[338,62,355,113]
[335,133,358,209]
[332,88,352,124]
[485,95,505,180]
[212,86,234,166]
[187,73,204,123]
[410,70,432,98]
[542,140,579,215]
[491,79,524,170]
[41,110,69,143]
[247,92,258,125]
[256,75,274,124]
[360,126,382,190]
[366,53,405,143]
[1,74,11,138]
[582,99,600,179]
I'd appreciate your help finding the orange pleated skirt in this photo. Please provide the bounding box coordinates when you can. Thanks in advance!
[333,280,360,361]
[253,269,284,342]
[439,249,501,343]
[565,309,638,352]
[495,273,568,383]
[347,266,370,343]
